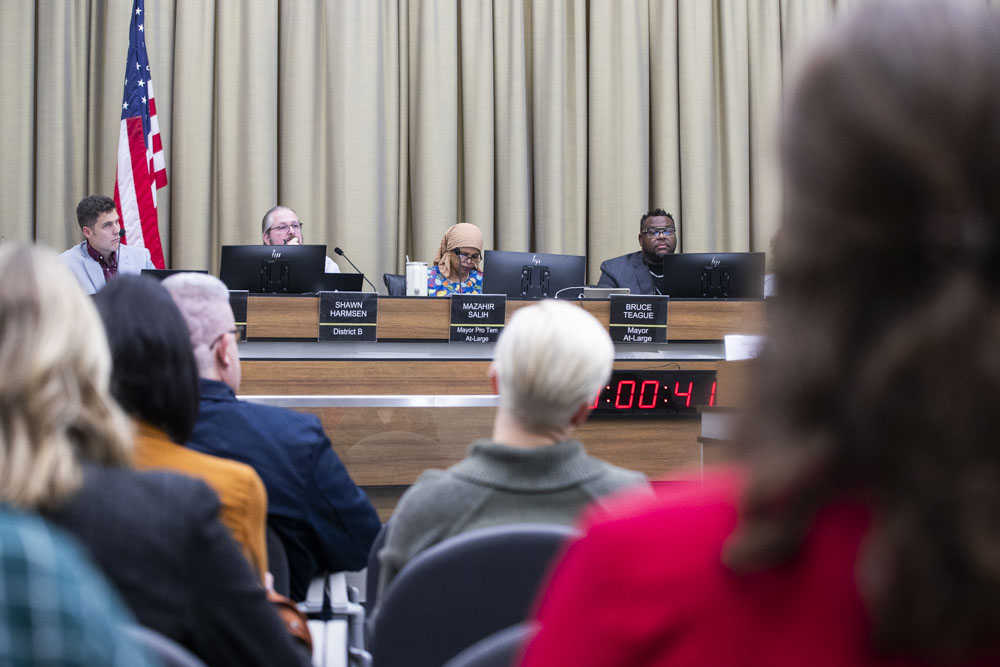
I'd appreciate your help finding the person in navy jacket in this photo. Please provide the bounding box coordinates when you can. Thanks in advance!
[164,272,380,601]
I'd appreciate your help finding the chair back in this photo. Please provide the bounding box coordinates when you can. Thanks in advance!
[266,525,291,597]
[370,523,577,667]
[442,621,538,667]
[364,522,389,613]
[125,625,208,667]
[383,273,406,296]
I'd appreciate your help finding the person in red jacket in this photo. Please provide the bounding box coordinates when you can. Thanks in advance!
[523,1,1000,665]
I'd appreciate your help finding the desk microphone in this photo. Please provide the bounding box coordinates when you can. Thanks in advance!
[334,247,378,292]
[119,229,126,238]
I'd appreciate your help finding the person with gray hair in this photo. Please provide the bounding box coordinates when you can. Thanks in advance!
[373,300,648,612]
[261,205,340,272]
[162,272,380,601]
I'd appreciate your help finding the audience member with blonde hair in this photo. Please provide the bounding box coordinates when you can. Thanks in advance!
[523,2,1000,665]
[0,245,310,666]
[373,300,648,614]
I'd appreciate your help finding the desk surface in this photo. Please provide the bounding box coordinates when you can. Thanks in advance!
[243,295,765,342]
[238,340,727,361]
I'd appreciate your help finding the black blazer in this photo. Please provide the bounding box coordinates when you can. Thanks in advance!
[46,464,310,667]
[597,251,657,295]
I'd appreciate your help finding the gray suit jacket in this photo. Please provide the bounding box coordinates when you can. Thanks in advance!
[597,251,657,295]
[58,241,155,295]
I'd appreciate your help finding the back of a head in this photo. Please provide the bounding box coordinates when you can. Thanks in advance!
[92,276,200,444]
[493,300,613,433]
[0,245,131,510]
[161,272,234,376]
[733,0,1000,659]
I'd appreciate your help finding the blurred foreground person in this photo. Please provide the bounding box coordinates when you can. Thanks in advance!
[523,2,1000,665]
[0,245,309,667]
[0,508,154,666]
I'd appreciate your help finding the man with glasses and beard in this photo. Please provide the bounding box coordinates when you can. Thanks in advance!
[261,205,340,273]
[597,208,677,295]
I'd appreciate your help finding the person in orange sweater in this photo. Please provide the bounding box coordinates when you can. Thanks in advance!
[93,275,269,582]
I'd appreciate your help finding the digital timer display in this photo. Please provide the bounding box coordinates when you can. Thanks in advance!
[590,370,717,416]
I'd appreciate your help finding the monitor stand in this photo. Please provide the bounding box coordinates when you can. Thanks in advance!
[519,265,550,299]
[700,264,731,298]
[260,260,291,293]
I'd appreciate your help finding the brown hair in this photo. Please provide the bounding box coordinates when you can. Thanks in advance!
[725,0,1000,660]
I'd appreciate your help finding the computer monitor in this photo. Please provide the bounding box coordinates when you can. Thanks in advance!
[482,250,587,299]
[219,244,327,294]
[658,252,766,298]
[141,269,208,281]
[314,273,365,292]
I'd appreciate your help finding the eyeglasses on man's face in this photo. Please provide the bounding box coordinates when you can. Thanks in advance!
[641,227,676,238]
[453,249,482,261]
[270,222,303,234]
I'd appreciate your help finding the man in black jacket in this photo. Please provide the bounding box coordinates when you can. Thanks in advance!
[597,209,676,295]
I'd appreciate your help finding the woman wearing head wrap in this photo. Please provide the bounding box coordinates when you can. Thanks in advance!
[427,223,484,296]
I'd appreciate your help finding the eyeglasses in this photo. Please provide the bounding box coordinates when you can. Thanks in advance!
[269,222,302,234]
[453,249,482,261]
[210,329,238,349]
[641,228,676,238]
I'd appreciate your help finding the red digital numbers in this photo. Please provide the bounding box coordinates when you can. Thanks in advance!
[674,381,694,408]
[614,381,636,409]
[592,385,610,409]
[638,381,658,409]
[607,380,662,409]
[590,373,716,414]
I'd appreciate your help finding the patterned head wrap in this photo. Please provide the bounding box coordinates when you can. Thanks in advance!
[433,223,483,280]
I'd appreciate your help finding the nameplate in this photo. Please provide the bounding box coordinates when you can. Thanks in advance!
[449,294,506,343]
[318,292,378,342]
[608,295,668,343]
[228,291,249,342]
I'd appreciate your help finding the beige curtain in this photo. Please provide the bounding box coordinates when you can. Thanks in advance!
[2,0,898,285]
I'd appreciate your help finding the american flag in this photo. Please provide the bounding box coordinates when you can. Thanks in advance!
[114,0,167,269]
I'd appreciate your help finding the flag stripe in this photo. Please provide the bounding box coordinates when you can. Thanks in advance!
[114,0,167,269]
[115,120,140,246]
[128,116,164,263]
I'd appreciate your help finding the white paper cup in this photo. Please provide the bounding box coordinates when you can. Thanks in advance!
[406,262,428,296]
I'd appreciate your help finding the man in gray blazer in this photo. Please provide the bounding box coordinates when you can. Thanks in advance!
[58,195,155,294]
[597,208,676,295]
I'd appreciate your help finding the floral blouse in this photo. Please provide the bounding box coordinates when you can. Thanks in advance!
[427,266,483,296]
